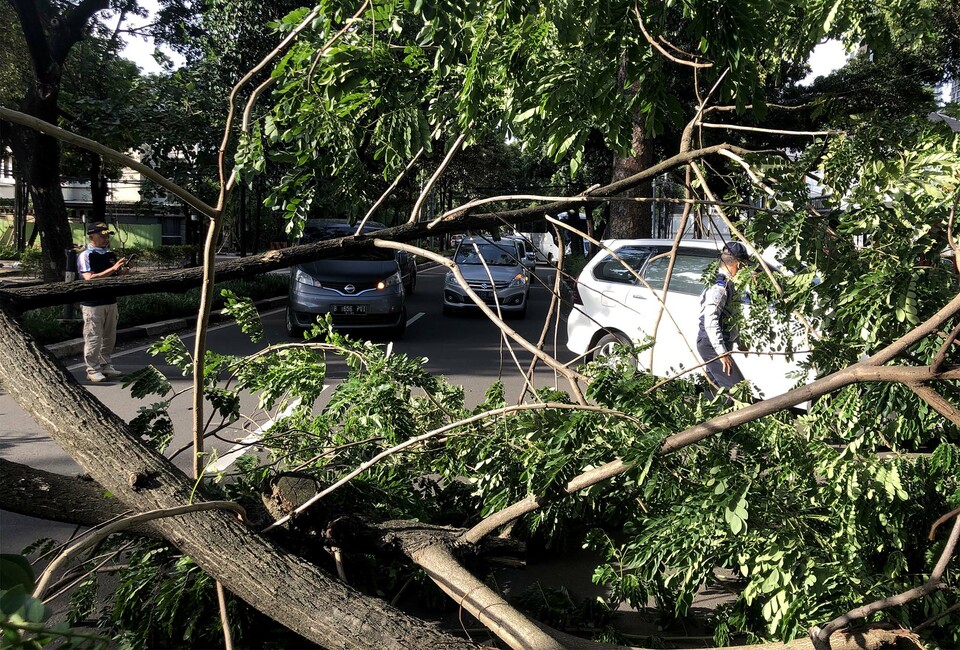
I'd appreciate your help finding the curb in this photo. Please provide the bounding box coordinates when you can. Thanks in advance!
[44,261,441,360]
[46,296,288,360]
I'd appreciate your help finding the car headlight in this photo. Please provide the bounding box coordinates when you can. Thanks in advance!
[508,272,527,288]
[294,268,321,287]
[445,271,457,286]
[377,271,402,290]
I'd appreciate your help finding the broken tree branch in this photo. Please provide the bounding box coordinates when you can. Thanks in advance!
[34,501,247,600]
[0,305,472,649]
[808,513,960,650]
[0,141,761,313]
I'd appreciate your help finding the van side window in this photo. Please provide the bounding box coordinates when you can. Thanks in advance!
[642,253,713,295]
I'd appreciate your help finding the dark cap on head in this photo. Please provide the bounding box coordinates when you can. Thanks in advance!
[721,241,750,263]
[87,222,114,236]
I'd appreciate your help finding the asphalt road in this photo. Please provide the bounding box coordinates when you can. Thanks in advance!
[0,264,580,553]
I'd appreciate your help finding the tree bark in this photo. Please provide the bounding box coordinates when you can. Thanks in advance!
[607,58,654,239]
[89,151,106,222]
[0,305,473,650]
[0,459,924,650]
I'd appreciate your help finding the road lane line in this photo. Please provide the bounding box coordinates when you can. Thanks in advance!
[207,393,317,473]
[406,311,425,326]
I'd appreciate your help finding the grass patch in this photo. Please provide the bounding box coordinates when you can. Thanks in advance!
[20,274,289,345]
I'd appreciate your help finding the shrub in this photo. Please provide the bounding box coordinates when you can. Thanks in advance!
[19,248,43,277]
[20,274,289,344]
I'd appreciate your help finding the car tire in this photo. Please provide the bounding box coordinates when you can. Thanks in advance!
[285,307,306,339]
[593,331,635,366]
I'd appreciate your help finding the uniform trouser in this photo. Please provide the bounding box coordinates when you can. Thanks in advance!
[696,336,745,401]
[82,304,118,374]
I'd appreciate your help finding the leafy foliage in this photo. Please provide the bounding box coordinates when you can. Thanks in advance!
[0,554,106,649]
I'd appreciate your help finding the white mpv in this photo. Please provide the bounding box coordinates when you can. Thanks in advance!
[565,239,810,400]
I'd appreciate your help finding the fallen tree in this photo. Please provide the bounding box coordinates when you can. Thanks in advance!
[2,1,958,648]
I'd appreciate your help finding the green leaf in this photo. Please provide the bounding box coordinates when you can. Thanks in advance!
[123,365,173,399]
[0,554,34,591]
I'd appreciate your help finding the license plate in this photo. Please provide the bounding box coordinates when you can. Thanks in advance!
[476,291,492,300]
[331,304,367,315]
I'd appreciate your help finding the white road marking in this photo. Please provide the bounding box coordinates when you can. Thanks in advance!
[208,394,317,473]
[406,311,425,326]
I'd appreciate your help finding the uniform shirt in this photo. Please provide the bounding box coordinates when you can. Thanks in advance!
[697,271,740,357]
[77,244,118,307]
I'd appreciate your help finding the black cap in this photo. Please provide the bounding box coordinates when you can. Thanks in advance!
[722,242,750,263]
[87,222,114,236]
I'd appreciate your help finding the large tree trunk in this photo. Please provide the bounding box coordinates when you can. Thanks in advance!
[0,306,473,649]
[607,56,654,240]
[7,0,110,281]
[607,126,654,239]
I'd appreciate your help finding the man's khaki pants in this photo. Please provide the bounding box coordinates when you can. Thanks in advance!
[82,303,118,374]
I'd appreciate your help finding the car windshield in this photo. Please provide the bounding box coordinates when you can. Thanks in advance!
[455,243,519,266]
[299,223,393,260]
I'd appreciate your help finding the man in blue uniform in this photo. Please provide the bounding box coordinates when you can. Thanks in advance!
[77,222,129,382]
[697,242,751,400]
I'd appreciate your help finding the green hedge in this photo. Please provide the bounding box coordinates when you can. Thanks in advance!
[20,274,289,345]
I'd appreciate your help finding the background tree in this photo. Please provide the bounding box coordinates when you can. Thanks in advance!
[2,0,123,280]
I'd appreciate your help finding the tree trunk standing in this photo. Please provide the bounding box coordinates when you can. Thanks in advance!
[9,94,74,281]
[607,127,654,239]
[606,57,654,239]
[7,0,110,281]
[88,151,107,222]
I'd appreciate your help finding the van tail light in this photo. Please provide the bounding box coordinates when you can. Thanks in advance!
[572,281,583,305]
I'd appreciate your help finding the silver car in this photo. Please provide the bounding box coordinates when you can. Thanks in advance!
[286,219,407,338]
[442,236,530,318]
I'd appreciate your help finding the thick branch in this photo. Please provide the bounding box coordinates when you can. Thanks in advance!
[0,457,138,528]
[906,383,960,426]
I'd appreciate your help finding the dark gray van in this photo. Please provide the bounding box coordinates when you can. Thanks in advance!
[286,219,411,338]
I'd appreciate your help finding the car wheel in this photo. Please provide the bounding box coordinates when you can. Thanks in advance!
[593,331,635,366]
[285,307,306,339]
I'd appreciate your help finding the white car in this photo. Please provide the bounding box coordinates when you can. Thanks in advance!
[566,239,810,400]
